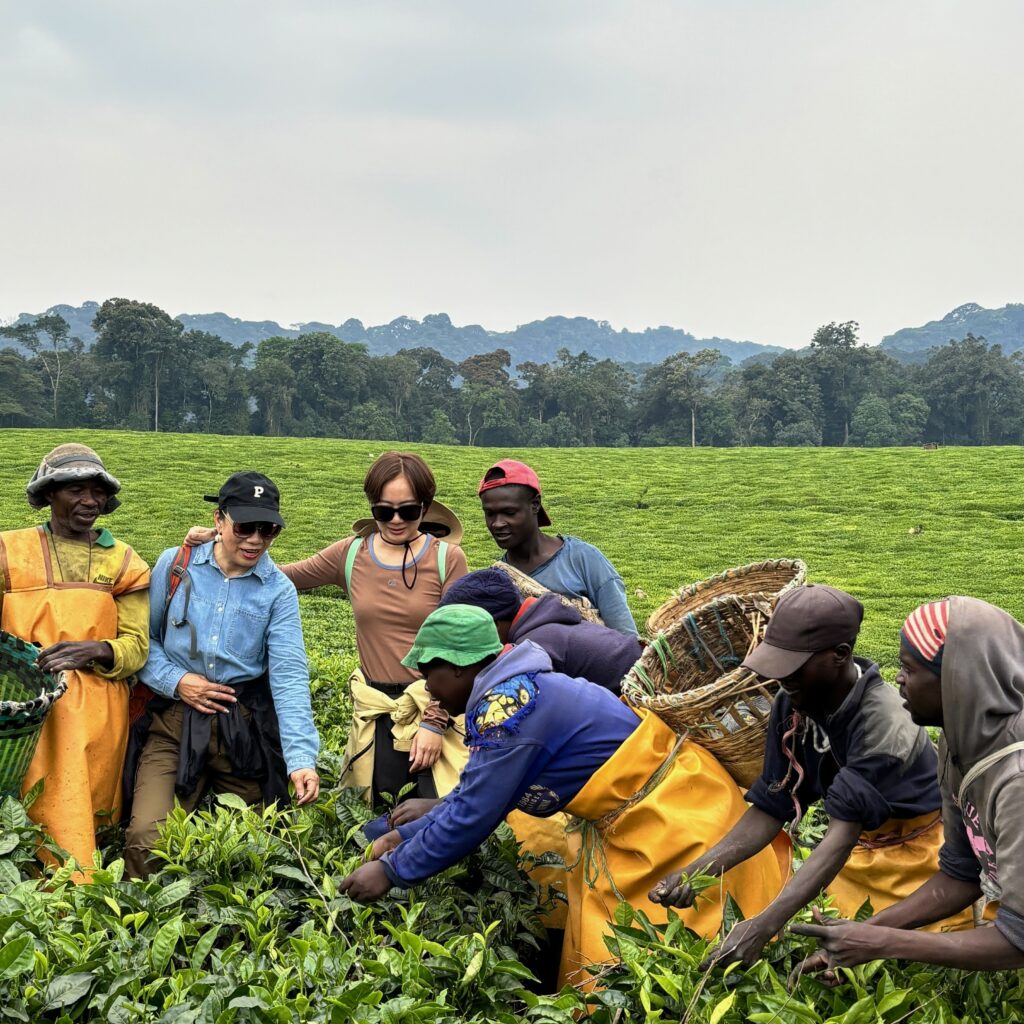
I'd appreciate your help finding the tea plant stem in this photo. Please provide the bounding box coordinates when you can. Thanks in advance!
[283,834,336,935]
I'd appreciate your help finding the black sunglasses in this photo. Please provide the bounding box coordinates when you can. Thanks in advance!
[370,502,424,523]
[229,521,282,540]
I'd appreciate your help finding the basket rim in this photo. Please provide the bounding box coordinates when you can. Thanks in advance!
[646,558,807,635]
[0,670,68,719]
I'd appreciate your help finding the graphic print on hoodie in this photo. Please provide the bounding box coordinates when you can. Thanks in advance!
[379,640,640,888]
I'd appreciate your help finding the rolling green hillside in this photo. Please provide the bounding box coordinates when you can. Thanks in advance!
[4,429,1021,677]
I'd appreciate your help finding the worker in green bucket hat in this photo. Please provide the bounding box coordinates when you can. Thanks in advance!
[340,603,785,990]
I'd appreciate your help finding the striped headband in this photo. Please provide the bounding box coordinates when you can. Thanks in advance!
[901,600,950,672]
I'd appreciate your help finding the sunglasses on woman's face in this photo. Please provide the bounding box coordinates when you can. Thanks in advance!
[370,502,424,523]
[230,521,282,540]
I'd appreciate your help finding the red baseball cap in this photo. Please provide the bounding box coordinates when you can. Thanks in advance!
[477,459,551,527]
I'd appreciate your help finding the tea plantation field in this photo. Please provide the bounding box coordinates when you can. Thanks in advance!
[3,430,1021,677]
[1,428,1023,1023]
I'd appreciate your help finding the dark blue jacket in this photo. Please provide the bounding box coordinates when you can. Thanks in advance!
[381,641,640,887]
[508,593,643,695]
[746,658,941,830]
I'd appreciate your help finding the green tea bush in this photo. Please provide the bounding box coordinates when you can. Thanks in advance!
[3,430,1024,1019]
[582,904,1024,1024]
[0,792,577,1022]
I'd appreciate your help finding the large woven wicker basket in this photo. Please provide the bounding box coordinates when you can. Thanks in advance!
[623,594,778,787]
[0,631,67,797]
[630,666,777,788]
[646,558,807,636]
[489,561,605,625]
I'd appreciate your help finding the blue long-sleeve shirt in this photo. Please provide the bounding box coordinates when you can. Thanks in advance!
[140,543,320,776]
[507,535,638,637]
[381,641,639,887]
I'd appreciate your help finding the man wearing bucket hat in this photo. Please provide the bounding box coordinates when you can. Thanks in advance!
[651,583,970,969]
[0,443,150,873]
[478,459,638,637]
[340,604,785,989]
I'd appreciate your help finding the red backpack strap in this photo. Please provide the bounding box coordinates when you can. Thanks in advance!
[161,545,197,657]
[168,545,191,598]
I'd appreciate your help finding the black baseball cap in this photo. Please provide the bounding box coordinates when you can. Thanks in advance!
[743,584,864,680]
[204,472,285,528]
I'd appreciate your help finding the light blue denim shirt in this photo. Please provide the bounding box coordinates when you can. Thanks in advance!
[140,542,320,775]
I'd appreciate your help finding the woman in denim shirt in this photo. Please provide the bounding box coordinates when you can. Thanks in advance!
[123,472,320,878]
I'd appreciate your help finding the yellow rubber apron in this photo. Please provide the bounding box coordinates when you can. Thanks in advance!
[559,709,786,989]
[826,811,976,930]
[0,526,145,874]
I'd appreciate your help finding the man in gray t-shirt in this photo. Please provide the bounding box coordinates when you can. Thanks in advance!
[476,459,638,637]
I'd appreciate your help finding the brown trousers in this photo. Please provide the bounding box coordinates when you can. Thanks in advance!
[123,702,262,879]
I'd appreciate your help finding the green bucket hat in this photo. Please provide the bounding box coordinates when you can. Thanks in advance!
[401,604,503,670]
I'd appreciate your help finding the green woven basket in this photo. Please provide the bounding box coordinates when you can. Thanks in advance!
[0,631,68,797]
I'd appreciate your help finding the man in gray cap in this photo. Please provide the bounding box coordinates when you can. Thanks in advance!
[650,583,970,968]
[0,443,150,873]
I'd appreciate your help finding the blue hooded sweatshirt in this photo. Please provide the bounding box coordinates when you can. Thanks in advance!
[380,640,639,888]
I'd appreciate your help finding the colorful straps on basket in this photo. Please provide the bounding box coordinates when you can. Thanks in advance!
[630,634,679,694]
[681,608,743,674]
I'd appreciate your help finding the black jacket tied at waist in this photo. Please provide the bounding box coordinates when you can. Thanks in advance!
[123,675,289,820]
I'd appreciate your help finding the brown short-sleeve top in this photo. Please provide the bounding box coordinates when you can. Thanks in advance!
[282,533,468,686]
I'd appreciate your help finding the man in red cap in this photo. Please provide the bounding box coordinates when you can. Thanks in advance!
[650,583,970,967]
[477,459,637,637]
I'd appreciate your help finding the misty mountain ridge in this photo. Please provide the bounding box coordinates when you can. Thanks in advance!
[6,300,1023,366]
[4,304,781,365]
[879,302,1024,355]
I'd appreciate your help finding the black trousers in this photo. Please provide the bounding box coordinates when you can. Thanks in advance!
[370,681,439,808]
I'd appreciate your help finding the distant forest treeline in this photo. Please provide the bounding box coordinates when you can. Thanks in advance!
[2,297,1023,448]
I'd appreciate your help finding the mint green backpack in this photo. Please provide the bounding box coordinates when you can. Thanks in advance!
[344,537,449,594]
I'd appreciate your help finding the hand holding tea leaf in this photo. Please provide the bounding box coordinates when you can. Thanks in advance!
[340,861,393,902]
[790,907,883,969]
[788,949,839,989]
[699,917,775,970]
[389,797,440,827]
[371,829,403,859]
[649,866,717,908]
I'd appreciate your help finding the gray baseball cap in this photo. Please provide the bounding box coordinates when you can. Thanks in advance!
[743,584,864,680]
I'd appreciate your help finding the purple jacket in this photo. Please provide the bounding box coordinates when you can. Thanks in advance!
[508,592,643,695]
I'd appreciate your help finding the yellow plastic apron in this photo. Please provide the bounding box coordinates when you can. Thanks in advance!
[559,709,786,989]
[0,526,147,874]
[827,811,976,930]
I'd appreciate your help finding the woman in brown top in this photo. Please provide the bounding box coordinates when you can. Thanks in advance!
[188,452,467,806]
[286,452,468,804]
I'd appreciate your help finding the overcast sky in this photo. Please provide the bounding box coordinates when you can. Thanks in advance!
[1,1,1020,348]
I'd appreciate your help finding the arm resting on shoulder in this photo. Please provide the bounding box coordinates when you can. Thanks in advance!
[280,540,349,593]
[137,549,188,698]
